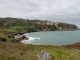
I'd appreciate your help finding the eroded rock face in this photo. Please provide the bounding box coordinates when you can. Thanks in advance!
[55,22,78,31]
[37,51,53,60]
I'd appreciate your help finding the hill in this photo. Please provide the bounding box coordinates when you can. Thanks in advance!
[0,17,78,32]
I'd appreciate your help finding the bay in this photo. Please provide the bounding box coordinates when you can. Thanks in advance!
[23,31,80,46]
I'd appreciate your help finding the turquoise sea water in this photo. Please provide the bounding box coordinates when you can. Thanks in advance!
[23,31,80,46]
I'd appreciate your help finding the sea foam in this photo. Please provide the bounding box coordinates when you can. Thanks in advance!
[20,34,40,44]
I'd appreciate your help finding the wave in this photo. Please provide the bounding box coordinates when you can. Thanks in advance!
[20,40,32,44]
[28,37,40,40]
[20,34,40,44]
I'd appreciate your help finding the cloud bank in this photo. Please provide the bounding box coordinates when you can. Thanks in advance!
[0,0,80,27]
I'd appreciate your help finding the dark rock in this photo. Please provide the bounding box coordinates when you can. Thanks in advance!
[0,37,7,42]
[15,35,28,43]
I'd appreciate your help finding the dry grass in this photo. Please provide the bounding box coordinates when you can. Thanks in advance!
[0,42,80,60]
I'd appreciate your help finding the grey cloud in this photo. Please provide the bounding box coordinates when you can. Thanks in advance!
[0,0,80,27]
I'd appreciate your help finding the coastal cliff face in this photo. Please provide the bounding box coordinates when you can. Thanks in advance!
[54,22,78,31]
[0,17,78,32]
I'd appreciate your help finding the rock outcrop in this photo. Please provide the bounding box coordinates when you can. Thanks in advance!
[14,35,28,43]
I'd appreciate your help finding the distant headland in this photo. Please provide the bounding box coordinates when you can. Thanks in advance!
[0,17,78,32]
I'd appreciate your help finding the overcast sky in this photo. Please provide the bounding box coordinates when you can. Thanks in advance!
[0,0,80,27]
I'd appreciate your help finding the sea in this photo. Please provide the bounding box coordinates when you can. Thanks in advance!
[21,30,80,46]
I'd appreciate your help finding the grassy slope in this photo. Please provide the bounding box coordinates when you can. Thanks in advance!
[0,42,80,60]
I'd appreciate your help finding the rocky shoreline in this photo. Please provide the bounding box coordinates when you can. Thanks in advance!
[63,43,80,49]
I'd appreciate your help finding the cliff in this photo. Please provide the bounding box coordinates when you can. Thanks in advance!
[0,17,78,31]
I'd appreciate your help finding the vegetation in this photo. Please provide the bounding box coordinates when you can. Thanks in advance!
[0,42,80,60]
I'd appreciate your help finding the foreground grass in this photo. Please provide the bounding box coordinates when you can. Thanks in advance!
[0,42,80,60]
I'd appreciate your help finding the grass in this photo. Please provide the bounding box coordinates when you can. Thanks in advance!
[0,42,80,60]
[0,25,38,42]
[0,29,15,42]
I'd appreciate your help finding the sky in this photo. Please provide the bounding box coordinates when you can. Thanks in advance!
[0,0,80,28]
